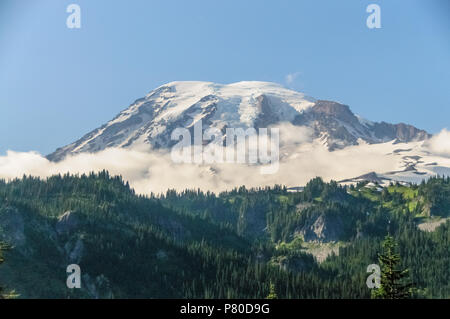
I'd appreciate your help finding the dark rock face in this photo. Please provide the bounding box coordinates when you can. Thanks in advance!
[254,95,280,128]
[371,122,430,143]
[310,100,360,126]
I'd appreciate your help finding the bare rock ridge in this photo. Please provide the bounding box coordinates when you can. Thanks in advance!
[294,100,430,150]
[47,81,430,161]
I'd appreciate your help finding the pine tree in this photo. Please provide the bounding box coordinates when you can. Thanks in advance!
[372,236,413,299]
[266,282,278,299]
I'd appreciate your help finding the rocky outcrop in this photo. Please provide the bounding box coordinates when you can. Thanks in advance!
[296,214,344,243]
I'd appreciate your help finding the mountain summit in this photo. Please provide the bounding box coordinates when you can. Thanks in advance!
[47,81,429,161]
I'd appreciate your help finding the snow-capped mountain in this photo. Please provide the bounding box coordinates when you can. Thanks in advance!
[47,81,429,161]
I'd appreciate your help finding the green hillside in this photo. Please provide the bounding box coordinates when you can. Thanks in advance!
[0,172,449,298]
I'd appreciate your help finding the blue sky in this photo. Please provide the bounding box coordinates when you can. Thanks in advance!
[0,0,449,155]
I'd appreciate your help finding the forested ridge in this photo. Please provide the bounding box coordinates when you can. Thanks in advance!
[0,172,449,298]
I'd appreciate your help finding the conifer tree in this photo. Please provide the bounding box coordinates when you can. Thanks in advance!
[372,236,413,299]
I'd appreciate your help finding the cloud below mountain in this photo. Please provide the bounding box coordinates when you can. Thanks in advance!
[0,135,401,195]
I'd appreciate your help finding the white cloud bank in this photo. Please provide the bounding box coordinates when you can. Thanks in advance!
[1,127,449,195]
